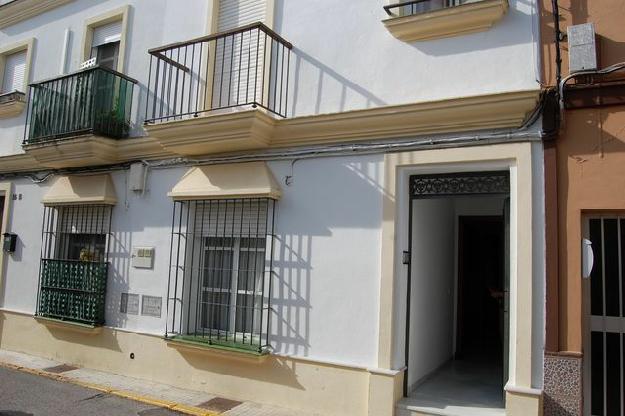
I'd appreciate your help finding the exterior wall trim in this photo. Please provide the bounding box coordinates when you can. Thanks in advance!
[0,38,35,99]
[145,89,540,157]
[0,0,74,29]
[383,0,509,42]
[80,5,130,73]
[5,89,540,172]
[0,182,12,296]
[378,141,543,415]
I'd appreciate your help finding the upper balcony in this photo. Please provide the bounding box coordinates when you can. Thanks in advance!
[383,0,509,42]
[144,22,293,156]
[22,66,137,168]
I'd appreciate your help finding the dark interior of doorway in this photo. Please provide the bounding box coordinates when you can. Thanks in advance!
[456,216,505,376]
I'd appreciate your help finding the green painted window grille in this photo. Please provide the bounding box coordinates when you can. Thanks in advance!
[24,66,137,145]
[36,204,113,326]
[166,199,276,353]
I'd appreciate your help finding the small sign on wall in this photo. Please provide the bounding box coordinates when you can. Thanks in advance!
[120,293,140,315]
[141,295,162,318]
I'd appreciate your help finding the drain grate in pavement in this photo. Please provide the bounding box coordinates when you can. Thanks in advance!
[197,397,242,412]
[42,364,78,374]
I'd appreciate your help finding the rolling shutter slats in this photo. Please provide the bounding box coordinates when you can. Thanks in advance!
[217,0,266,31]
[2,50,26,93]
[92,21,122,47]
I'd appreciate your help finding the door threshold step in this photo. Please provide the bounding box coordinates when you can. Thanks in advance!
[397,398,506,416]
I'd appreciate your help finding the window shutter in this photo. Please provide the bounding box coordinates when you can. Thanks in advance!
[213,0,268,109]
[92,20,122,47]
[194,200,269,238]
[2,50,27,93]
[217,0,266,31]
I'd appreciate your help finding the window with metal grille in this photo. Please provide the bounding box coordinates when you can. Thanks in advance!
[36,205,112,326]
[166,198,276,353]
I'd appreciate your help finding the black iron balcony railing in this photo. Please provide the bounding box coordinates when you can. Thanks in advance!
[384,0,470,16]
[37,259,109,326]
[23,66,137,145]
[145,22,292,124]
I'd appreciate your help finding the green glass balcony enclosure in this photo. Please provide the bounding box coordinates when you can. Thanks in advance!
[37,259,108,325]
[24,66,137,144]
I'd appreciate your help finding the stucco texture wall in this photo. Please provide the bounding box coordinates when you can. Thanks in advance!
[540,0,625,353]
[556,105,625,353]
[0,154,384,368]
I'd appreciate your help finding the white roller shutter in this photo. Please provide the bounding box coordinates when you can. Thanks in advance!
[213,0,268,109]
[92,20,122,47]
[217,0,266,32]
[2,49,26,94]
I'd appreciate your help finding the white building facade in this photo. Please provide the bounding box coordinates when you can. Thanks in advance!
[0,1,546,415]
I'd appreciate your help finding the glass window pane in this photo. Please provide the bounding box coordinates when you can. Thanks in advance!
[201,292,229,332]
[235,294,255,334]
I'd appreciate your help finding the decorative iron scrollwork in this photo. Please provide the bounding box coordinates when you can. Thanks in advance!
[410,171,509,198]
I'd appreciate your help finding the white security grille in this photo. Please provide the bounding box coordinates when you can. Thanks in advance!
[584,217,625,416]
[2,49,26,93]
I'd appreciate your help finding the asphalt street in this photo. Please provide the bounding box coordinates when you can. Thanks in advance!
[0,366,182,416]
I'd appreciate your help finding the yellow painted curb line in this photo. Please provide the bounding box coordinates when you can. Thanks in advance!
[0,361,219,416]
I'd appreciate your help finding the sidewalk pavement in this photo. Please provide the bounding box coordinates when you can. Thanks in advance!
[0,349,318,416]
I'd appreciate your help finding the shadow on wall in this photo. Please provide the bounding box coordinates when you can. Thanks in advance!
[0,312,5,346]
[271,233,312,356]
[39,324,122,353]
[171,346,305,390]
[557,105,625,343]
[412,0,537,57]
[106,230,132,329]
[286,48,387,116]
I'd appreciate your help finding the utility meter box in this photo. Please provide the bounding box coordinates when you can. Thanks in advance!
[2,233,16,253]
[568,23,599,73]
[132,247,154,269]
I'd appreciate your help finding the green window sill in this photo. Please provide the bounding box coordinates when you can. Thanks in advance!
[165,336,269,361]
[34,315,102,335]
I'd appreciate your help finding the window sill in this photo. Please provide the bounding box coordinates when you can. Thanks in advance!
[0,93,26,119]
[382,0,508,42]
[165,336,269,362]
[34,316,102,335]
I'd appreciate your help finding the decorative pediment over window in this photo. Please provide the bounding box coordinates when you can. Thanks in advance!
[42,174,117,206]
[168,162,282,201]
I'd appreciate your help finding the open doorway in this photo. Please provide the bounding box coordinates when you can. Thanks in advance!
[402,171,509,416]
[456,216,504,361]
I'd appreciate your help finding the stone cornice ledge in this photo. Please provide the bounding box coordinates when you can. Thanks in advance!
[147,89,539,157]
[0,89,539,171]
[0,0,75,28]
[383,0,509,42]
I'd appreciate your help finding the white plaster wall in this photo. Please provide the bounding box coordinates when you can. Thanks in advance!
[276,0,540,116]
[0,0,540,156]
[407,198,455,390]
[0,154,384,367]
[0,0,209,156]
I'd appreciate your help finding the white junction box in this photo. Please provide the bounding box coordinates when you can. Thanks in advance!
[568,23,598,73]
[132,247,154,269]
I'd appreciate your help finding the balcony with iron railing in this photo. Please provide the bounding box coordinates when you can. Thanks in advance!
[36,259,109,326]
[144,22,292,156]
[23,66,137,145]
[382,0,508,42]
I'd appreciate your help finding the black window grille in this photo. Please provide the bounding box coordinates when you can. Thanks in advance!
[36,204,113,326]
[166,198,276,353]
[384,0,469,17]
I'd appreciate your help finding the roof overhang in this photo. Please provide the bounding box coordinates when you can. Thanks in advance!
[168,162,282,201]
[42,174,117,206]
